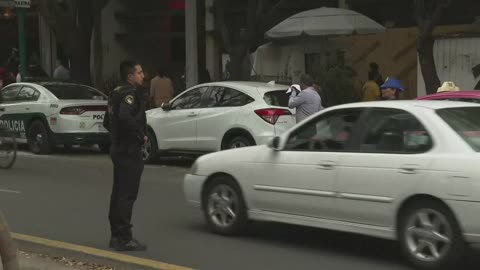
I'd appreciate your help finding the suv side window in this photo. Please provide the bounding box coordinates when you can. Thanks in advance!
[170,86,208,110]
[0,85,22,104]
[16,86,40,102]
[284,108,364,152]
[359,108,432,153]
[206,86,254,107]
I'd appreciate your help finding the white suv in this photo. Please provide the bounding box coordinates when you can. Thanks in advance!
[144,81,296,162]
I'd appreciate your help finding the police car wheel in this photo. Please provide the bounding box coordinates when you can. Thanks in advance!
[28,121,52,155]
[98,143,110,154]
[63,144,73,152]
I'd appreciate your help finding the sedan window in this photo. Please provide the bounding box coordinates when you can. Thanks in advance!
[0,85,22,104]
[284,108,363,152]
[359,108,432,154]
[437,107,480,151]
[41,84,105,100]
[16,87,40,102]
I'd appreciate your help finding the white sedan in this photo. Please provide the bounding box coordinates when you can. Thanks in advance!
[144,81,296,162]
[184,100,480,269]
[0,82,109,154]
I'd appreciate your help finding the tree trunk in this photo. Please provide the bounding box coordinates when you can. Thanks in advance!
[92,10,103,89]
[0,211,19,270]
[418,34,440,94]
[70,33,92,85]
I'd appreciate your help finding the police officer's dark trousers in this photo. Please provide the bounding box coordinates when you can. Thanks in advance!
[108,143,144,241]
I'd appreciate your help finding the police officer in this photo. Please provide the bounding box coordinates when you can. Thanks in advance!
[103,60,147,251]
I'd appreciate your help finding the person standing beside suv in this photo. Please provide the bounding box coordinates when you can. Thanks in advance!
[288,74,323,123]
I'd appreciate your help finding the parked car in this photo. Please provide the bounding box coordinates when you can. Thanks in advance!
[0,82,109,154]
[144,81,296,162]
[185,100,480,269]
[417,90,480,103]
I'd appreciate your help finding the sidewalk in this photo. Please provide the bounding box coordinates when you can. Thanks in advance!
[1,251,114,270]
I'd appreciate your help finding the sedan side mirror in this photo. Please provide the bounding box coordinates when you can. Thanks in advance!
[161,102,171,111]
[268,136,282,150]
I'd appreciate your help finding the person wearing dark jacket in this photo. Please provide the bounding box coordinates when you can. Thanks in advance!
[103,60,147,251]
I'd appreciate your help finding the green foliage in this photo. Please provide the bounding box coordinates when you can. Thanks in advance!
[319,65,361,106]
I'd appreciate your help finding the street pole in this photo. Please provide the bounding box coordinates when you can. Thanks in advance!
[185,0,198,88]
[17,7,27,81]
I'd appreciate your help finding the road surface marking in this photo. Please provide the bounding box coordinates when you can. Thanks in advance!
[12,233,194,270]
[0,188,21,194]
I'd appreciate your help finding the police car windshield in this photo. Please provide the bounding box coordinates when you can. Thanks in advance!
[42,84,106,100]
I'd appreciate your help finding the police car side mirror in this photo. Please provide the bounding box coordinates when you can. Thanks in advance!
[161,102,171,111]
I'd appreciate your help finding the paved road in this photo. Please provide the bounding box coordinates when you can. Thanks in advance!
[1,151,479,270]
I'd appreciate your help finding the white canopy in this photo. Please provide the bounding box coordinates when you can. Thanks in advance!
[266,7,385,39]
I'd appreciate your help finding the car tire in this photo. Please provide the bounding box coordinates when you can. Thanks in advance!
[225,136,252,150]
[98,143,110,154]
[399,200,465,270]
[63,144,73,152]
[143,129,158,163]
[28,121,52,155]
[202,175,248,235]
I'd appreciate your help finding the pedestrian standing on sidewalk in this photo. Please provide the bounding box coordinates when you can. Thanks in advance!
[149,67,174,108]
[380,77,405,100]
[288,74,322,123]
[103,60,147,251]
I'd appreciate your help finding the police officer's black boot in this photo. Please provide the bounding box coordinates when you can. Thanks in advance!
[111,238,147,251]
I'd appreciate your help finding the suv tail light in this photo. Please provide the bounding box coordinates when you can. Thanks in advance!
[255,108,291,125]
[60,105,106,115]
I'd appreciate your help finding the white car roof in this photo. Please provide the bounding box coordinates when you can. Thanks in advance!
[194,81,290,94]
[3,82,40,88]
[330,100,480,111]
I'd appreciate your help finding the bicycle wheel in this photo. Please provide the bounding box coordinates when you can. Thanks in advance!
[0,129,17,169]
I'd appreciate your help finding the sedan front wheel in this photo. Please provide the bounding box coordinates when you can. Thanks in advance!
[399,200,465,270]
[202,176,248,235]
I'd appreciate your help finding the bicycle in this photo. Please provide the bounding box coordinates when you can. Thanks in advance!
[0,127,17,169]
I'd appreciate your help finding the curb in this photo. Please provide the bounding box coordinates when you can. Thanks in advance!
[13,233,194,270]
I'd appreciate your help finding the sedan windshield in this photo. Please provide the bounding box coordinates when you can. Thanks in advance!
[436,107,480,151]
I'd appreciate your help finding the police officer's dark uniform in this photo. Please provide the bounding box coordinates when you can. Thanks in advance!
[103,82,147,251]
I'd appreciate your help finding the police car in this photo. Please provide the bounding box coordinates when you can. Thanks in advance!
[0,82,110,154]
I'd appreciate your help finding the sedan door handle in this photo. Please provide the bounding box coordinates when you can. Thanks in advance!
[187,112,198,118]
[0,107,5,112]
[399,165,419,174]
[317,161,336,170]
